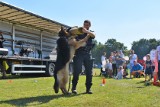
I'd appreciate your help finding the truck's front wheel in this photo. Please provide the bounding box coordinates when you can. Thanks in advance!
[46,62,55,76]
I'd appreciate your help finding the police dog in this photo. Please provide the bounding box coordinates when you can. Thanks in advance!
[53,27,94,94]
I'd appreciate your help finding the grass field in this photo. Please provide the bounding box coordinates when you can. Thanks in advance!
[0,69,160,107]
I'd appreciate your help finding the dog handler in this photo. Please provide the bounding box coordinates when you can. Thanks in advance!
[72,20,95,94]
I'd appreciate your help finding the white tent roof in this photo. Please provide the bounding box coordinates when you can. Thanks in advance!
[0,1,70,33]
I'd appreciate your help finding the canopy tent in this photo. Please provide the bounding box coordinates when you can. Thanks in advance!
[0,1,70,33]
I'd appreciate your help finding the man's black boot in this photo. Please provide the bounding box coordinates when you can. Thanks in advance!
[86,89,93,94]
[71,86,77,94]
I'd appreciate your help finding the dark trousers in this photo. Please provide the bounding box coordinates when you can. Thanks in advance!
[0,59,6,78]
[158,61,160,80]
[0,42,3,48]
[112,63,117,76]
[72,52,93,90]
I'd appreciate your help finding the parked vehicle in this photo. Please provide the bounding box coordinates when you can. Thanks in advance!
[0,2,70,76]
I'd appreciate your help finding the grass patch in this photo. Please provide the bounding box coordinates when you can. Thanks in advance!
[0,69,160,107]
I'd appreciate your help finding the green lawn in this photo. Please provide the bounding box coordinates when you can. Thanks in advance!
[0,69,160,107]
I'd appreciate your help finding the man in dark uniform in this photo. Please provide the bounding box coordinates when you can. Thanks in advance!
[0,32,6,79]
[72,20,95,94]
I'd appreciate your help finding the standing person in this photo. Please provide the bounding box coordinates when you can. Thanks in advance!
[144,54,154,81]
[100,52,106,76]
[129,50,137,78]
[72,20,95,94]
[0,32,6,79]
[156,45,160,80]
[110,52,117,77]
[106,58,113,78]
[150,49,158,82]
[119,50,124,58]
[115,51,124,72]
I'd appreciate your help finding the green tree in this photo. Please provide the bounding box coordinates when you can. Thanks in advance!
[92,39,127,64]
[131,38,160,59]
[104,39,127,58]
[92,41,106,64]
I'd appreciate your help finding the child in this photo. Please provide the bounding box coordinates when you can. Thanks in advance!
[123,62,128,78]
[150,49,158,82]
[115,66,123,79]
[145,54,154,81]
[106,59,113,78]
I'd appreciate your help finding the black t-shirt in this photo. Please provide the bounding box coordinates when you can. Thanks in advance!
[146,60,152,69]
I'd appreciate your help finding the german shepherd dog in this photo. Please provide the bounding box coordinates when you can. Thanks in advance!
[53,27,94,94]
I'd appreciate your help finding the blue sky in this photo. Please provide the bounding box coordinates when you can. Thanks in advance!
[2,0,160,49]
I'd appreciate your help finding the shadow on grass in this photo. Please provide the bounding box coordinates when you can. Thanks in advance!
[0,93,82,106]
[136,81,146,88]
[136,86,145,88]
[136,81,145,84]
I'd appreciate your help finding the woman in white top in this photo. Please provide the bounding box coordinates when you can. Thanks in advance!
[100,52,106,76]
[129,50,137,69]
[110,51,117,76]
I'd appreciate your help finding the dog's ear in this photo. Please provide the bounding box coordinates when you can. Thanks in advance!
[58,27,65,37]
[61,26,64,31]
[62,27,70,36]
[58,26,70,37]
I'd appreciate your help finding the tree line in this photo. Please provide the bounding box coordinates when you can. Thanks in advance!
[92,38,160,64]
